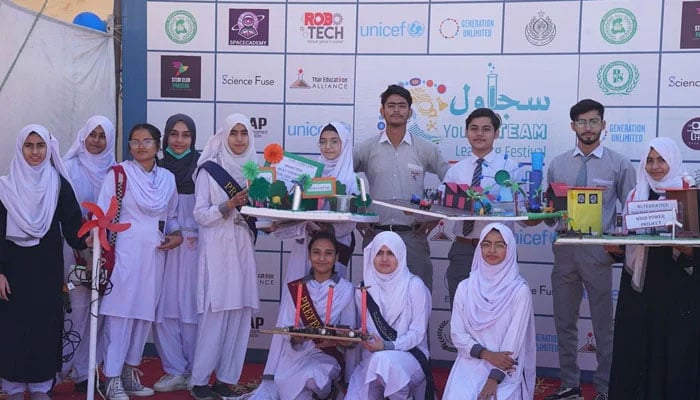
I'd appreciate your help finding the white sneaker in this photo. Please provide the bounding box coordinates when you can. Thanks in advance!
[120,365,155,397]
[153,373,187,392]
[105,377,130,400]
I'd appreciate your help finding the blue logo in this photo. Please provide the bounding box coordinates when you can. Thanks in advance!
[359,20,426,38]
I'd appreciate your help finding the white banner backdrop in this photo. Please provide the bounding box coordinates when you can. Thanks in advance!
[135,0,700,373]
[0,0,116,174]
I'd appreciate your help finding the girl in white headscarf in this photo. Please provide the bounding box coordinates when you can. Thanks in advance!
[99,123,181,400]
[609,137,700,399]
[188,113,260,400]
[345,231,432,400]
[0,125,89,399]
[443,223,535,400]
[60,115,116,391]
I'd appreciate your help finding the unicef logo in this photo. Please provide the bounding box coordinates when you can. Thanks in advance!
[597,61,639,96]
[437,320,457,353]
[408,21,425,37]
[600,8,637,45]
[165,10,197,44]
[525,11,556,46]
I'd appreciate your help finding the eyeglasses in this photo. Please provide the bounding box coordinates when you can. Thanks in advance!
[574,118,602,129]
[319,139,341,148]
[479,241,507,251]
[128,139,157,148]
[384,102,409,110]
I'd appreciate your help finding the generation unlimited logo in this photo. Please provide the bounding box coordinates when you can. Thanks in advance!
[438,17,495,39]
[165,10,197,44]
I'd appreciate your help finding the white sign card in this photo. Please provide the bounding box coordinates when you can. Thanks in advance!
[625,209,678,231]
[626,199,678,215]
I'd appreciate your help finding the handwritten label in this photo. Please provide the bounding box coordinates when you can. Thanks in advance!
[625,210,677,230]
[303,177,336,199]
[267,151,323,189]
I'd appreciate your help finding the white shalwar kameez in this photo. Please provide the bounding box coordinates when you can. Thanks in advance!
[61,115,116,383]
[98,160,179,378]
[271,274,356,400]
[345,232,432,400]
[189,113,260,386]
[442,223,536,400]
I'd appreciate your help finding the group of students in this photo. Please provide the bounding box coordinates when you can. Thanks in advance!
[0,89,699,400]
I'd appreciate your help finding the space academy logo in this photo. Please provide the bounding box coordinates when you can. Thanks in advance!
[229,9,269,46]
[288,68,348,91]
[438,17,495,39]
[679,1,700,49]
[436,320,457,353]
[525,11,556,46]
[600,8,637,45]
[160,55,201,99]
[682,117,700,150]
[381,63,552,152]
[597,61,639,96]
[300,11,345,44]
[165,10,197,44]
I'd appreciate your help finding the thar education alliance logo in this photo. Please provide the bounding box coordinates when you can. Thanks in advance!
[165,10,197,44]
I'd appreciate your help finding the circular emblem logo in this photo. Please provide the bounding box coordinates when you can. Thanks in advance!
[165,10,197,44]
[682,117,700,150]
[600,8,637,45]
[596,61,639,95]
[408,21,425,37]
[525,11,556,46]
[232,11,264,40]
[437,320,457,353]
[439,18,459,39]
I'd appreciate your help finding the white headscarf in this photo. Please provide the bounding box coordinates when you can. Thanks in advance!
[198,113,258,184]
[319,121,359,195]
[363,231,413,327]
[625,137,689,291]
[464,223,527,331]
[0,125,72,246]
[63,115,116,199]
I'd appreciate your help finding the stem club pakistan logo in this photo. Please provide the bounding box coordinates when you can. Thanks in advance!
[600,8,637,45]
[597,61,639,95]
[165,10,197,44]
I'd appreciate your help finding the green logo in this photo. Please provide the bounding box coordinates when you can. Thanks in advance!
[600,8,637,44]
[597,61,639,96]
[165,10,197,44]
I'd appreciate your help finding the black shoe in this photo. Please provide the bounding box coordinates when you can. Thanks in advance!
[544,386,582,400]
[211,381,236,398]
[190,385,216,400]
[74,380,88,393]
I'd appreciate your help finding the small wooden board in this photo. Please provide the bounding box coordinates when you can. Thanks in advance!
[555,234,700,247]
[373,199,529,221]
[259,328,364,342]
[241,206,379,224]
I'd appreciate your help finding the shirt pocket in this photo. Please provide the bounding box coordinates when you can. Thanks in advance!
[407,162,424,182]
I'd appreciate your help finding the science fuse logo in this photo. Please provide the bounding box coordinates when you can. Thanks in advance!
[229,9,269,46]
[165,10,197,44]
[359,20,425,38]
[597,61,639,95]
[525,11,556,46]
[680,1,700,48]
[300,11,345,44]
[160,55,201,99]
[600,8,637,45]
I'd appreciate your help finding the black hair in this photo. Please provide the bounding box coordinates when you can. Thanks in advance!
[321,123,338,134]
[465,108,501,130]
[569,99,605,121]
[307,231,339,254]
[163,114,196,151]
[380,84,412,107]
[129,123,162,150]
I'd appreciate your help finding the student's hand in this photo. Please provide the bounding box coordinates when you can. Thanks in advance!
[356,223,375,238]
[481,350,515,370]
[477,378,498,400]
[0,274,11,301]
[361,333,385,352]
[158,232,183,250]
[226,188,250,210]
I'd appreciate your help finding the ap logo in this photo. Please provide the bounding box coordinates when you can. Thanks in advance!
[600,8,637,45]
[165,10,197,44]
[597,61,639,96]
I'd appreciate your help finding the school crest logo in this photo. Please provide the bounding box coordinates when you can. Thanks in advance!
[437,320,457,353]
[165,10,197,44]
[525,11,556,46]
[597,61,639,95]
[600,8,637,45]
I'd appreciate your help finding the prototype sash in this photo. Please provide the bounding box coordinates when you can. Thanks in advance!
[198,160,257,239]
[362,281,436,400]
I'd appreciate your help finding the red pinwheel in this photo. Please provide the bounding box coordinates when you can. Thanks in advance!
[77,196,131,250]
